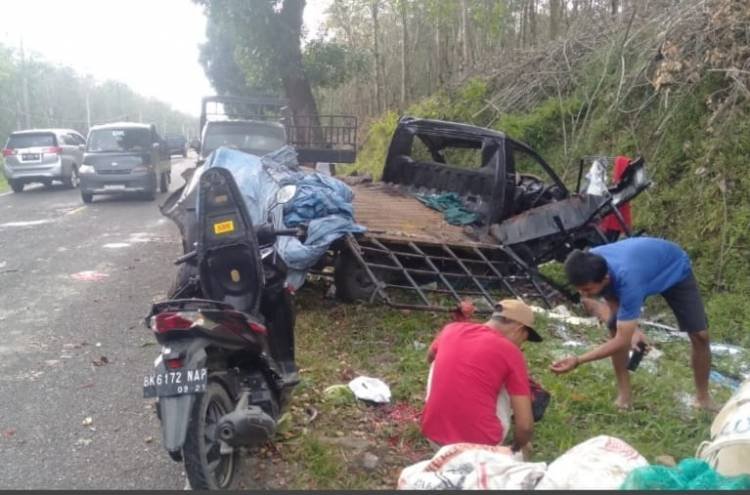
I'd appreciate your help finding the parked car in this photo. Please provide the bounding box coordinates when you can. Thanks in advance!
[165,134,187,158]
[2,128,86,193]
[78,122,171,203]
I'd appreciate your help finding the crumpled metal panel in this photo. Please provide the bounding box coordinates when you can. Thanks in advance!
[491,194,607,246]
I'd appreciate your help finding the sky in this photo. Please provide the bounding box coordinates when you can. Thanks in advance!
[0,0,331,117]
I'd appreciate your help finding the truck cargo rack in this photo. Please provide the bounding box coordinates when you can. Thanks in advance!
[199,95,358,164]
[343,234,575,314]
[286,114,357,164]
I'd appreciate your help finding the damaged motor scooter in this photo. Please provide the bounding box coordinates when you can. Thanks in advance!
[142,165,301,489]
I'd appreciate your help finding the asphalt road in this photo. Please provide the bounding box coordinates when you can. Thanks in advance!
[0,157,204,489]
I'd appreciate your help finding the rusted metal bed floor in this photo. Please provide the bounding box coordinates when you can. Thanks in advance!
[351,182,483,245]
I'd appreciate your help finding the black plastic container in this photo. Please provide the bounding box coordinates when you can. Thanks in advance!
[627,341,647,371]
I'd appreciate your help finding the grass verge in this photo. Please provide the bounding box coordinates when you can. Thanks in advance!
[242,280,733,489]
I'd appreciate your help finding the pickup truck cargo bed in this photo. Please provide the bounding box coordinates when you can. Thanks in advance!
[351,182,482,246]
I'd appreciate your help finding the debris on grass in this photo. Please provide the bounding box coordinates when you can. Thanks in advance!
[304,406,319,424]
[711,343,745,356]
[323,384,355,405]
[709,370,741,391]
[385,402,421,424]
[361,452,380,471]
[348,376,391,404]
[532,305,599,327]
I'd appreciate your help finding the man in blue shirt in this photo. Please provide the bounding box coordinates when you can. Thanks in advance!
[551,237,713,410]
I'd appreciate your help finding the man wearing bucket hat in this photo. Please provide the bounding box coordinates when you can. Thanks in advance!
[421,299,542,455]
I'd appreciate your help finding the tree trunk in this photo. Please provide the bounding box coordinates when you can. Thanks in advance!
[399,0,408,108]
[434,16,442,88]
[611,0,619,17]
[278,0,322,145]
[549,0,560,40]
[523,2,529,48]
[528,0,537,47]
[370,0,385,113]
[460,0,470,76]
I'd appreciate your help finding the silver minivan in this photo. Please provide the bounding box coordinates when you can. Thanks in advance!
[2,128,86,193]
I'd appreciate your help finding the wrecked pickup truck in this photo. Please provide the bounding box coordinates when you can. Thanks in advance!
[164,110,649,315]
[325,116,650,312]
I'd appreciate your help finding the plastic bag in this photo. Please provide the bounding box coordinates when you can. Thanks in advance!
[348,376,391,404]
[621,458,750,490]
[397,443,547,490]
[584,159,608,196]
[535,435,647,489]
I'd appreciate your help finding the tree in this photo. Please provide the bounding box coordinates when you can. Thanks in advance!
[370,0,386,113]
[195,0,321,123]
[460,0,471,75]
[198,15,255,97]
[549,0,561,40]
[389,0,410,107]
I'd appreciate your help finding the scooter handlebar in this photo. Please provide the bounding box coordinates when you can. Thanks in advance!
[174,250,197,265]
[274,228,300,237]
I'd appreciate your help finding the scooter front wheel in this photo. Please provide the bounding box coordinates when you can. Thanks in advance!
[183,381,237,490]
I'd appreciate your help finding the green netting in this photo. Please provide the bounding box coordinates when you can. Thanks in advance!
[620,459,750,490]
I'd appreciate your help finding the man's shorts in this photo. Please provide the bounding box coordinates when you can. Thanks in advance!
[661,271,709,333]
[606,271,708,333]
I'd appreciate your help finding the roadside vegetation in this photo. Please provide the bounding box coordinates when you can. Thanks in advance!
[240,0,750,488]
[236,283,731,489]
[347,0,750,351]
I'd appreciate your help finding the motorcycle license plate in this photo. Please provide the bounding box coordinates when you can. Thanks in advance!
[142,368,207,398]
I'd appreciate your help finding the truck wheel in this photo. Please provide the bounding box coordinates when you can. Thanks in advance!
[9,180,24,193]
[334,250,378,302]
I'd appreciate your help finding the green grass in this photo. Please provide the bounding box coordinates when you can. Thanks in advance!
[265,281,734,489]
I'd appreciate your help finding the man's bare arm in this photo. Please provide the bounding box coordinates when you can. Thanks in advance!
[509,394,534,452]
[427,348,436,364]
[577,320,637,365]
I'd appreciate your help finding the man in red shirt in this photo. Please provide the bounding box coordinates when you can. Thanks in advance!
[421,299,542,455]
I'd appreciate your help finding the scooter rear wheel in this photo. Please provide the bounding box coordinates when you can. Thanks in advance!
[183,381,237,490]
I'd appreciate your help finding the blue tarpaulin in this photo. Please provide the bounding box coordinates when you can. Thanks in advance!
[204,146,365,289]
